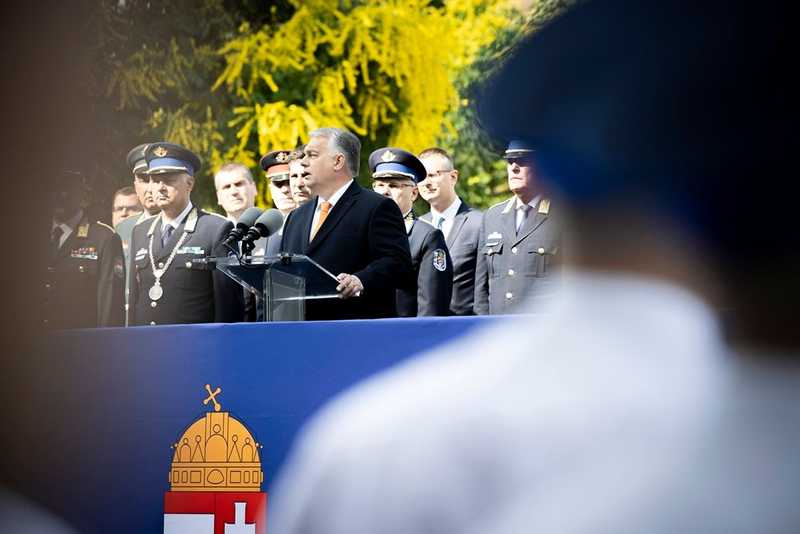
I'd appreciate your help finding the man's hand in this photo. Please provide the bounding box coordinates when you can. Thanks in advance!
[336,273,363,299]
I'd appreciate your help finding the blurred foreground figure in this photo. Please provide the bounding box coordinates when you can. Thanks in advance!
[45,171,124,329]
[269,1,799,533]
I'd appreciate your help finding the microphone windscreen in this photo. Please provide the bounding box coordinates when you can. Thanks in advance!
[236,207,264,229]
[254,209,284,237]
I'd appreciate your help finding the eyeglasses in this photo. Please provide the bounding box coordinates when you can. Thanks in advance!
[506,157,534,167]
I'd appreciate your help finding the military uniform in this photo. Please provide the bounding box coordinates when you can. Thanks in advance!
[368,147,453,317]
[128,206,242,325]
[397,216,453,317]
[421,200,482,315]
[45,213,125,329]
[474,196,560,314]
[128,142,243,326]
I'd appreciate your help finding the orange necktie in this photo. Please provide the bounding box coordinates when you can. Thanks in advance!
[310,201,332,241]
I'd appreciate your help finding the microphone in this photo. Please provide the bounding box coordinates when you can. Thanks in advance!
[240,209,284,246]
[222,207,264,247]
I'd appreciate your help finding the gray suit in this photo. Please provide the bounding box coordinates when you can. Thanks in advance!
[474,197,561,315]
[421,200,482,316]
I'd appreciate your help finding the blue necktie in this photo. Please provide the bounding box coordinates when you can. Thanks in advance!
[436,217,444,230]
[161,224,174,248]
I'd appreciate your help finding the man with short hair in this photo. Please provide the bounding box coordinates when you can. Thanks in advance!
[289,147,312,207]
[128,142,242,325]
[111,186,142,228]
[280,128,412,320]
[369,147,452,317]
[473,140,561,315]
[214,162,257,223]
[418,148,483,315]
[45,171,124,329]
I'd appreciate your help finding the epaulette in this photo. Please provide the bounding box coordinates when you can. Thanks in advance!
[96,221,115,233]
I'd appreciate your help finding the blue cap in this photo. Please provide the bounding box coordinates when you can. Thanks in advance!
[368,147,427,183]
[145,142,202,176]
[504,140,535,160]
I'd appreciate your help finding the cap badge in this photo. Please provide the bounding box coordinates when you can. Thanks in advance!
[381,150,397,162]
[153,146,168,157]
[276,151,289,163]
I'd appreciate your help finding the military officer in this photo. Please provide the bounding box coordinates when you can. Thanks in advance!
[369,147,453,317]
[116,143,162,325]
[256,149,296,257]
[418,147,483,315]
[473,140,561,315]
[128,142,242,325]
[45,171,125,329]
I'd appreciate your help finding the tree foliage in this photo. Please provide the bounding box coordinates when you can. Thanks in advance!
[89,0,574,214]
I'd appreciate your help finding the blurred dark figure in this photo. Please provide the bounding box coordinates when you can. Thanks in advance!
[45,171,125,329]
[268,1,799,533]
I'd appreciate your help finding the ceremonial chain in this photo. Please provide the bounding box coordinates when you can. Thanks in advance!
[146,208,198,301]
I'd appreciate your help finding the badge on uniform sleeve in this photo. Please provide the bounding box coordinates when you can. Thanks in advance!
[432,249,447,272]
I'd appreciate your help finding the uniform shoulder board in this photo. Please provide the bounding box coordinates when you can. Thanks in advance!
[95,221,115,233]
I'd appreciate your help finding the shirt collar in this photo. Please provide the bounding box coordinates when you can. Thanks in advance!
[52,210,83,233]
[515,195,540,210]
[161,201,193,229]
[430,197,462,221]
[317,179,353,210]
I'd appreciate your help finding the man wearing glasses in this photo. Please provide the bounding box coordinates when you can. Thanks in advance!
[474,141,561,315]
[369,147,452,317]
[418,148,483,315]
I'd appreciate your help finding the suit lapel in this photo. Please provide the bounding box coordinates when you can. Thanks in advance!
[512,210,548,246]
[502,200,517,247]
[446,201,471,247]
[56,215,88,259]
[306,182,360,253]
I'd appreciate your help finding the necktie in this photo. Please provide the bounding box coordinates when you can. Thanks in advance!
[161,224,174,248]
[310,201,332,241]
[50,226,64,259]
[436,217,444,230]
[515,204,531,233]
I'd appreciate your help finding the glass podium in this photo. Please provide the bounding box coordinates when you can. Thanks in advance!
[195,254,341,321]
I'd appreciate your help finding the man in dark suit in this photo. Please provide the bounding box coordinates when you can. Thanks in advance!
[280,128,412,320]
[369,147,452,317]
[45,171,125,329]
[474,141,561,315]
[128,142,242,326]
[418,148,483,315]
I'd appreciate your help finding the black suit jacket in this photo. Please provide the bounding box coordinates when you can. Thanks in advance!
[129,207,243,325]
[421,199,483,315]
[280,181,412,320]
[396,218,453,317]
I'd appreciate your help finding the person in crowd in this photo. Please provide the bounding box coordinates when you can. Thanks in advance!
[267,1,799,533]
[418,148,483,315]
[214,162,257,224]
[369,147,452,317]
[116,143,162,325]
[45,170,124,329]
[473,140,561,315]
[128,142,242,325]
[254,150,296,257]
[111,186,142,228]
[280,128,412,320]
[289,146,312,207]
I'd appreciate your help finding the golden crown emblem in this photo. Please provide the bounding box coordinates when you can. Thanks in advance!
[276,151,289,163]
[381,150,397,162]
[153,146,168,158]
[168,385,263,492]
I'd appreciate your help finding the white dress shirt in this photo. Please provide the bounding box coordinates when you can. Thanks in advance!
[309,180,353,242]
[514,195,540,232]
[160,201,194,232]
[429,197,462,240]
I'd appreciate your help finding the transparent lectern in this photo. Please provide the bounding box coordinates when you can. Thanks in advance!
[198,254,341,321]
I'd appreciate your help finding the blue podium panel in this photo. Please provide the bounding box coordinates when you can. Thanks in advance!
[19,317,493,533]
